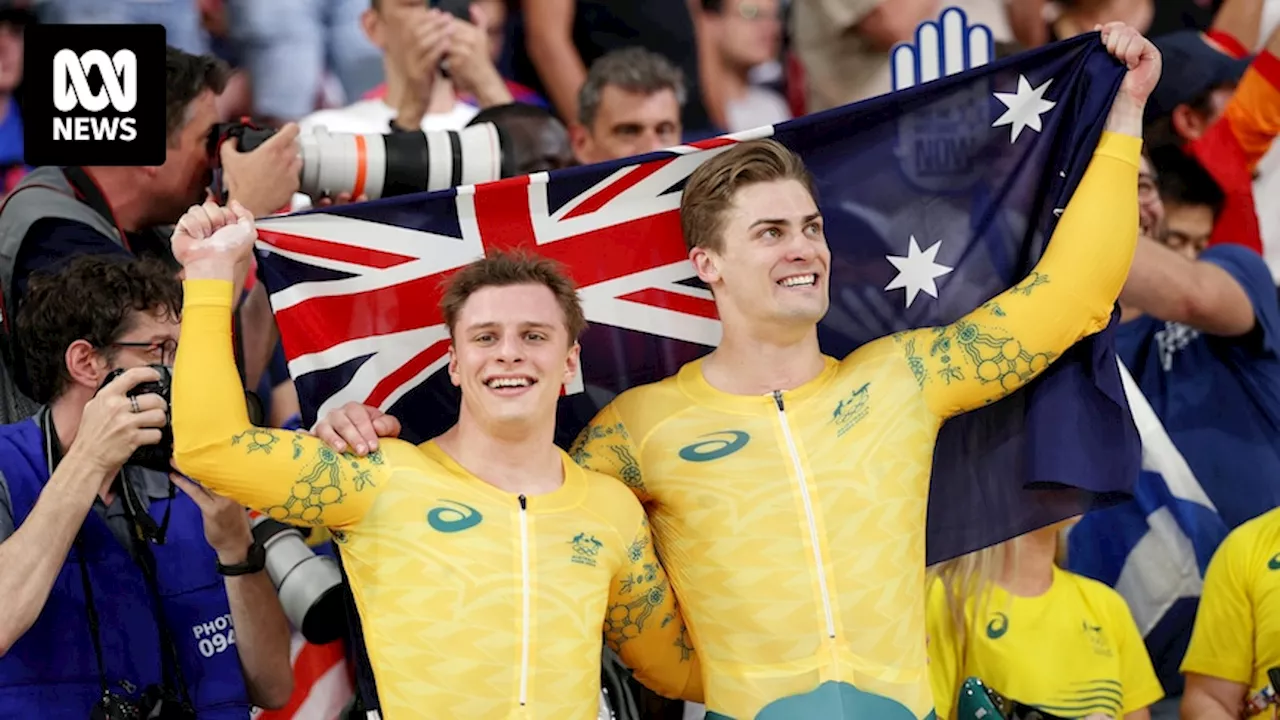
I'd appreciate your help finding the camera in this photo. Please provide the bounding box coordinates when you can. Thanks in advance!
[251,514,348,644]
[208,119,512,202]
[91,685,194,720]
[98,364,173,475]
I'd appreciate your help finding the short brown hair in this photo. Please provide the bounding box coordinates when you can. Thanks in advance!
[578,47,686,128]
[440,251,587,344]
[166,46,229,144]
[16,255,183,404]
[679,139,817,253]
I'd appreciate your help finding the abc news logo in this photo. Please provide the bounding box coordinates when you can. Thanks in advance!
[25,24,165,166]
[53,49,139,142]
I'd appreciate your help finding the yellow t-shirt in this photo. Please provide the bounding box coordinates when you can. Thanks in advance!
[570,132,1143,720]
[1182,506,1280,717]
[171,280,701,720]
[927,567,1163,719]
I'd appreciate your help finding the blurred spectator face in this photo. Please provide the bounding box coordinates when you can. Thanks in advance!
[472,0,507,64]
[1173,85,1235,141]
[1161,200,1214,261]
[707,0,781,70]
[1138,154,1165,239]
[150,90,219,224]
[574,86,682,163]
[364,0,435,72]
[0,19,23,94]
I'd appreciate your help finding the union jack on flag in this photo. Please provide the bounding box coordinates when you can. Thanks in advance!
[255,33,1139,565]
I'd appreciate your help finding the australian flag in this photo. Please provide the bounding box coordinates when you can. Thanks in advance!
[254,32,1140,564]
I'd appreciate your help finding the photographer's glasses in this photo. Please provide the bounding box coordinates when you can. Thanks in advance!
[108,339,178,365]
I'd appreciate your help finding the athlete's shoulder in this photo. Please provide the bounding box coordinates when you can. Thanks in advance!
[1059,569,1127,607]
[608,373,686,418]
[577,464,648,530]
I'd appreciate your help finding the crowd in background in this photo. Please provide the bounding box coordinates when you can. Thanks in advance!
[4,0,1280,719]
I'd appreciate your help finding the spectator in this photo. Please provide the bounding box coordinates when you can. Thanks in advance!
[224,0,384,124]
[1070,145,1280,713]
[0,254,293,717]
[37,0,209,55]
[520,0,714,136]
[0,1,27,198]
[790,0,1025,112]
[699,0,791,133]
[1142,18,1280,255]
[928,521,1163,719]
[1046,0,1227,41]
[467,102,575,175]
[364,0,549,109]
[1179,506,1280,719]
[298,2,513,138]
[0,46,301,426]
[572,48,684,165]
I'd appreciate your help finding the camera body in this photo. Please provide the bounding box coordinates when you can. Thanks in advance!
[98,364,173,475]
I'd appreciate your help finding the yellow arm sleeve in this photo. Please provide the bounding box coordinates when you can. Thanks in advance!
[606,513,703,703]
[570,403,650,504]
[890,131,1142,419]
[172,279,403,530]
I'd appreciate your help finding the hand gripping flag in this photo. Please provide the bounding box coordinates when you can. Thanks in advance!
[254,30,1140,564]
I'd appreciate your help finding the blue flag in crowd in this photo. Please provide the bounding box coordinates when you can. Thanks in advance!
[254,32,1140,564]
[1067,361,1229,690]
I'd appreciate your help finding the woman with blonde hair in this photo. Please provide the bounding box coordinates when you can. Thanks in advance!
[926,520,1164,720]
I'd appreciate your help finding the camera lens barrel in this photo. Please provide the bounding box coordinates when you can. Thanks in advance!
[250,515,348,645]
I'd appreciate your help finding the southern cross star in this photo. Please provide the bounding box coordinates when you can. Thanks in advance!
[992,75,1057,143]
[885,236,954,308]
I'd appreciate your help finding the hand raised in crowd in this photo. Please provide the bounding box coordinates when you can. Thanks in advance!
[220,122,303,218]
[65,366,169,475]
[445,4,513,108]
[394,8,455,129]
[170,470,254,564]
[170,199,258,282]
[1097,22,1162,135]
[313,401,401,456]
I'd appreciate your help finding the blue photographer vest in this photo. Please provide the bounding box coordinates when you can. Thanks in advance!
[0,418,252,718]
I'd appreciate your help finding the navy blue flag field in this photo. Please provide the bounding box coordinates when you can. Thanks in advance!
[254,33,1140,564]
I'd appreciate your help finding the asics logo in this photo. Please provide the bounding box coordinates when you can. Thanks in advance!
[427,500,483,533]
[678,431,750,462]
[986,612,1009,639]
[1269,552,1280,571]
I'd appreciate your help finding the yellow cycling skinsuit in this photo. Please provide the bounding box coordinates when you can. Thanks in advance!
[1181,506,1280,718]
[926,567,1163,719]
[570,131,1141,720]
[171,280,701,719]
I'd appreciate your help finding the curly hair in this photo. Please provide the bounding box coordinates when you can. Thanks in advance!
[15,255,183,404]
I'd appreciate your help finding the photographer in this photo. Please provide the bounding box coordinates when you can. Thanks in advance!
[0,254,293,717]
[0,45,301,425]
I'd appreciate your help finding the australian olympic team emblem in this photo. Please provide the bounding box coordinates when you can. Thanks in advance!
[891,7,995,195]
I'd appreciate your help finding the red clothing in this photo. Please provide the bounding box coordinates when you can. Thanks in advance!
[1187,49,1280,253]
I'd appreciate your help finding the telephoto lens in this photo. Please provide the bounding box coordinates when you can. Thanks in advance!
[250,514,348,644]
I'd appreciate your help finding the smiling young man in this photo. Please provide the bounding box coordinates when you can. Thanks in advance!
[314,22,1158,720]
[166,201,700,718]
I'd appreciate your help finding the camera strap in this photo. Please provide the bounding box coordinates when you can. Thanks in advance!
[40,407,110,700]
[41,407,192,710]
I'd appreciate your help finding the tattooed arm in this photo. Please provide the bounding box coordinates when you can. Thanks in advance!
[570,402,651,504]
[891,131,1142,419]
[172,279,410,529]
[606,508,703,702]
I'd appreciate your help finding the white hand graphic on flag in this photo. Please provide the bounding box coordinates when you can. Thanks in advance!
[890,6,995,92]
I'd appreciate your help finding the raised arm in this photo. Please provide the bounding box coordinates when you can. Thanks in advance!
[892,25,1154,419]
[171,202,408,529]
[606,512,702,702]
